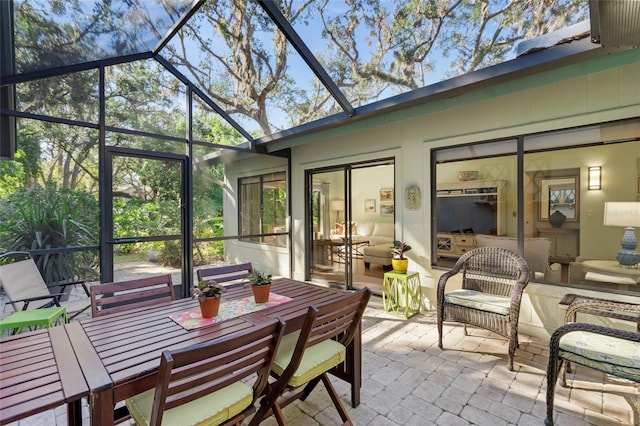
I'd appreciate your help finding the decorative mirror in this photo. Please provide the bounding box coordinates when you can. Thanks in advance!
[539,176,579,221]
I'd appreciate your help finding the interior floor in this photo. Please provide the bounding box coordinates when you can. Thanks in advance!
[311,256,387,295]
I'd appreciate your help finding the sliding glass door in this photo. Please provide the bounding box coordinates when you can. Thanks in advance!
[306,159,395,291]
[307,167,349,288]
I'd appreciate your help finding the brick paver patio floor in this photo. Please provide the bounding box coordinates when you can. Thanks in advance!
[5,296,639,425]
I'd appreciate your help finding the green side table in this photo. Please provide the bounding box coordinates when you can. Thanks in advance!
[0,307,67,336]
[382,271,422,319]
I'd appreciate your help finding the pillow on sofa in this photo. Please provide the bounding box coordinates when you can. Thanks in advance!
[357,222,374,236]
[373,222,394,237]
[334,222,357,235]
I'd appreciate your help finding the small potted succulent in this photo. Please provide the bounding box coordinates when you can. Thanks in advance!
[245,270,273,303]
[392,240,412,273]
[193,280,226,318]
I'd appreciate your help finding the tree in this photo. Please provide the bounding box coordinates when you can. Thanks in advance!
[160,0,588,135]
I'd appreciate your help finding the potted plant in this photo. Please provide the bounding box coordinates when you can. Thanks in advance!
[245,270,273,303]
[193,280,226,318]
[392,240,412,273]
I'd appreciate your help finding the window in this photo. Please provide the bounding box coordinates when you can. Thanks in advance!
[432,118,640,294]
[239,172,287,246]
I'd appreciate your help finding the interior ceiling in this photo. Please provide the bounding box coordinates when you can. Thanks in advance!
[1,0,637,152]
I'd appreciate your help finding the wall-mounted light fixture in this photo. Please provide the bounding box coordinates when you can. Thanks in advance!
[588,166,601,190]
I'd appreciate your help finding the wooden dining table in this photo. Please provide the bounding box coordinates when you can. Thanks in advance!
[71,278,363,426]
[0,325,88,425]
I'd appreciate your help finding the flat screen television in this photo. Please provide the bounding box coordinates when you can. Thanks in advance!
[437,194,498,235]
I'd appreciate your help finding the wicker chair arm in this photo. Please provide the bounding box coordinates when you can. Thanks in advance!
[564,299,640,325]
[436,270,459,295]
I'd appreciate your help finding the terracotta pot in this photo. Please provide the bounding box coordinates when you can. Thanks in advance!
[391,259,409,273]
[252,284,271,303]
[199,296,221,318]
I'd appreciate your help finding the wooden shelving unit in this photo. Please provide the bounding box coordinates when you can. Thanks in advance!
[436,180,507,259]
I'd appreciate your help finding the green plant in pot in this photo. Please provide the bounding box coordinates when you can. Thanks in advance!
[245,270,272,303]
[193,280,226,318]
[392,240,412,273]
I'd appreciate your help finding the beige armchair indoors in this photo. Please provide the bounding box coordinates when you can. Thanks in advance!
[475,235,561,282]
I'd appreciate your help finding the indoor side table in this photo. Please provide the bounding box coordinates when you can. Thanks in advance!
[0,306,67,336]
[382,271,422,319]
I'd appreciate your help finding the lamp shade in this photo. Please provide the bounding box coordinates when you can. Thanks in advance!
[330,200,345,211]
[603,202,640,227]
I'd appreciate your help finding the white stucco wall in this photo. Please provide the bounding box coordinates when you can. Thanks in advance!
[229,49,640,339]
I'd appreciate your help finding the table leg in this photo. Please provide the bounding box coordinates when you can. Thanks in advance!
[66,400,82,426]
[90,389,114,426]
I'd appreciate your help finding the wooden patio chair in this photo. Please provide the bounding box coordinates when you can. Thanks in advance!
[437,246,530,371]
[90,274,175,317]
[250,287,371,426]
[196,262,253,287]
[545,298,640,426]
[0,251,91,319]
[125,317,285,426]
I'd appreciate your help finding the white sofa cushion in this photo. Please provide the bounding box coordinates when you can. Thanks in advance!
[357,222,375,236]
[373,222,394,237]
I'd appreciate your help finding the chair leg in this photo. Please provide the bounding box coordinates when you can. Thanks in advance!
[545,346,564,426]
[320,373,352,425]
[437,313,444,350]
[463,323,468,336]
[300,376,322,401]
[272,401,287,426]
[251,394,276,426]
[508,336,517,371]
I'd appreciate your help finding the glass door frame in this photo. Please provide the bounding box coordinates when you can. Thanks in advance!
[103,146,191,296]
[305,158,395,289]
[305,165,352,288]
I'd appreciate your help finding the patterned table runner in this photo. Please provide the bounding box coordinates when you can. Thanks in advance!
[170,292,293,330]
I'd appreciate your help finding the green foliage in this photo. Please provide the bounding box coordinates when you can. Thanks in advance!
[246,270,272,287]
[0,158,26,198]
[193,280,227,302]
[393,240,412,260]
[158,240,182,268]
[0,181,99,283]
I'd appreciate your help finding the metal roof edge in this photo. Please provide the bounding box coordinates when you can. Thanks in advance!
[258,38,632,152]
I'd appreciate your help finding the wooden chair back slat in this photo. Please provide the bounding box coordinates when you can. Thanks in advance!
[196,263,253,286]
[149,318,285,425]
[287,288,371,381]
[90,274,175,318]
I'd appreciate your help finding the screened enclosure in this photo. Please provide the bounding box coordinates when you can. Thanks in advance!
[3,0,625,295]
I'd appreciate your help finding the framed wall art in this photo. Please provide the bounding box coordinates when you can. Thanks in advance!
[364,199,376,213]
[405,185,421,210]
[379,187,394,202]
[380,202,394,216]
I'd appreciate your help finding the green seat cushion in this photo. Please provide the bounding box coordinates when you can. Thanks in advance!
[273,331,346,388]
[125,381,252,426]
[559,330,640,383]
[444,289,510,316]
